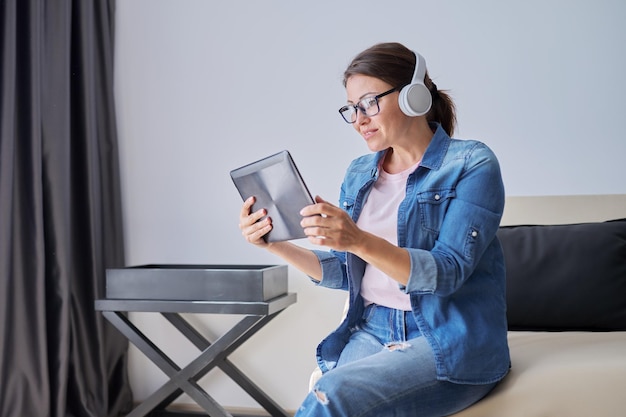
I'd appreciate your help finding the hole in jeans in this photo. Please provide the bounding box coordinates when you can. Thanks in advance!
[314,388,329,405]
[385,341,411,352]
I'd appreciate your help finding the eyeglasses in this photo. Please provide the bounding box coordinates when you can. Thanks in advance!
[338,87,398,124]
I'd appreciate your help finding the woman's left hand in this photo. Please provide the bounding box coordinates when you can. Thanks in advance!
[300,196,364,251]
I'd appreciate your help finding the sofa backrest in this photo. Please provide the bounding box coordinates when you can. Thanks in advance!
[498,219,626,331]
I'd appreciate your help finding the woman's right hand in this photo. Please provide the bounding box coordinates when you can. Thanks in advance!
[238,196,272,247]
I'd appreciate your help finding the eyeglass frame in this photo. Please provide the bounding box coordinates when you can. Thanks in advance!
[338,87,398,124]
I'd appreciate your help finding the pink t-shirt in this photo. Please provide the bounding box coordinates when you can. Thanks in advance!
[357,161,420,311]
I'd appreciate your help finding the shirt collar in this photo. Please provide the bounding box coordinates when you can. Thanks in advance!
[420,123,451,171]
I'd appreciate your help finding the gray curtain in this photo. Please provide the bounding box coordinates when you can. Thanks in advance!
[0,1,133,416]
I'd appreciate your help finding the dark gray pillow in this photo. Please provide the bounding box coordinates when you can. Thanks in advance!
[497,219,626,331]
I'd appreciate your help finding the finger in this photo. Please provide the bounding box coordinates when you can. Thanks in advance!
[244,217,272,243]
[239,200,267,229]
[300,197,337,217]
[301,212,329,228]
[239,209,267,230]
[306,233,333,247]
[240,196,255,217]
[302,225,326,238]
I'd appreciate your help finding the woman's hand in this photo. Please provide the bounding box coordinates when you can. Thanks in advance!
[300,196,364,252]
[238,196,272,247]
[302,195,411,285]
[238,196,323,280]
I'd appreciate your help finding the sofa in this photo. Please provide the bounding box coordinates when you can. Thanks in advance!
[452,214,626,416]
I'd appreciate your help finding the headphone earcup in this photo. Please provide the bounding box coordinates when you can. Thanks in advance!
[398,82,432,117]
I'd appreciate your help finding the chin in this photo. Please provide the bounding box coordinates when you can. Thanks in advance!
[365,142,386,153]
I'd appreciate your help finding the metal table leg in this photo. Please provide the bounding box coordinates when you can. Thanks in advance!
[102,311,280,417]
[162,313,290,417]
[96,293,296,417]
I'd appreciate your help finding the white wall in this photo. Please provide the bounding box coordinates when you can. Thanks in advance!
[113,0,626,411]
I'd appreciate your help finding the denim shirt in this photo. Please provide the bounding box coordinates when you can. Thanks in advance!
[311,123,511,384]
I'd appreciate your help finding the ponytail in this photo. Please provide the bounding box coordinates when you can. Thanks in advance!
[425,80,457,137]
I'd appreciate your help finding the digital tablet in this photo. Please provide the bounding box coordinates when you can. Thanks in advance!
[230,150,315,242]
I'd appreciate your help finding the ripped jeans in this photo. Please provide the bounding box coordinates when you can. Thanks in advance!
[296,304,497,417]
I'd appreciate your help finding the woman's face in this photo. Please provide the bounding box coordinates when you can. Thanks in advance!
[345,74,412,153]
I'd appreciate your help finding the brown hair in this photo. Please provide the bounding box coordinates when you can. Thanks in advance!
[343,42,457,137]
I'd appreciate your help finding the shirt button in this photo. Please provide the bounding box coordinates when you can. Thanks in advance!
[434,194,441,201]
[343,201,348,207]
[471,230,478,237]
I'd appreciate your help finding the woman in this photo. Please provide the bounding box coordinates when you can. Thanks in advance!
[238,42,510,417]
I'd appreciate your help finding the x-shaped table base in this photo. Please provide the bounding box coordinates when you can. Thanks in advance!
[96,294,296,417]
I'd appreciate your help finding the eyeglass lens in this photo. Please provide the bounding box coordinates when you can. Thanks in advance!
[339,88,397,124]
[340,96,379,123]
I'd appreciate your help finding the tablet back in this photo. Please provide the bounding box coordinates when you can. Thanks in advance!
[230,150,315,242]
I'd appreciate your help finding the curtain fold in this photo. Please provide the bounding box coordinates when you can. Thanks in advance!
[0,1,133,416]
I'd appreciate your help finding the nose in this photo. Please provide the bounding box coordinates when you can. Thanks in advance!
[354,108,370,124]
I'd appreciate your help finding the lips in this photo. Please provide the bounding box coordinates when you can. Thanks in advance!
[361,129,377,140]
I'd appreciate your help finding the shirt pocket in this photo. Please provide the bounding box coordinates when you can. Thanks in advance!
[416,189,456,233]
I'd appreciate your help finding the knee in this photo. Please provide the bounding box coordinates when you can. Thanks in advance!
[313,367,354,395]
[310,372,338,406]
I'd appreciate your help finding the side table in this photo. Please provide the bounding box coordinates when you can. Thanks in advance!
[96,293,297,417]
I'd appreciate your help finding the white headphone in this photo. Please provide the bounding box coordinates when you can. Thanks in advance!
[398,51,432,117]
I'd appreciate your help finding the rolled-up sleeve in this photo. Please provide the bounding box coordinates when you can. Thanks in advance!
[403,249,438,293]
[309,249,349,290]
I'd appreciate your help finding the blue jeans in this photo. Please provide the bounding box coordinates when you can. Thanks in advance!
[296,304,497,417]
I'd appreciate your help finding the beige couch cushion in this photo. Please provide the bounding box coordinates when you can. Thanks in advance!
[452,331,626,417]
